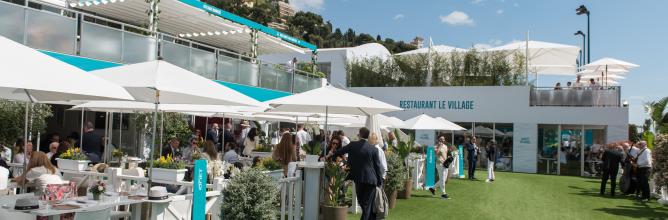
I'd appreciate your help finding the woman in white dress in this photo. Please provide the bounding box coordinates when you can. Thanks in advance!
[242,127,258,157]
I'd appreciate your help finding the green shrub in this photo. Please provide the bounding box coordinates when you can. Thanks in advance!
[302,141,321,155]
[222,168,279,220]
[384,152,407,194]
[653,134,668,188]
[324,160,348,207]
[259,157,282,171]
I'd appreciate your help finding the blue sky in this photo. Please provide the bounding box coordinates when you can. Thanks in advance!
[290,0,668,125]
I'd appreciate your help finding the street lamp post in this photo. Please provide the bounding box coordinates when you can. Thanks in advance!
[576,5,590,63]
[574,31,586,67]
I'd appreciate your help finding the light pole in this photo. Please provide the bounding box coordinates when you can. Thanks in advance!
[576,5,590,63]
[574,31,586,67]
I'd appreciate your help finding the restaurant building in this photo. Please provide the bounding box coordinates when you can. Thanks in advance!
[260,43,630,176]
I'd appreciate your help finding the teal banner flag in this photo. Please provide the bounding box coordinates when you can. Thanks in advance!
[425,146,435,188]
[458,145,465,178]
[193,160,207,220]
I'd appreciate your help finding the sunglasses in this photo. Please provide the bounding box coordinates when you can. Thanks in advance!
[331,142,340,145]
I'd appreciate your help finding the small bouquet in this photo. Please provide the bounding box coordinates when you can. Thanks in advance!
[112,148,125,159]
[59,147,88,160]
[191,150,202,161]
[88,180,106,200]
[223,162,241,179]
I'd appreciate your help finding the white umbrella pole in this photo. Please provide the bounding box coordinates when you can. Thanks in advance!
[104,112,109,163]
[148,90,160,187]
[325,106,329,155]
[21,89,32,192]
[119,113,122,152]
[159,111,165,157]
[204,117,209,142]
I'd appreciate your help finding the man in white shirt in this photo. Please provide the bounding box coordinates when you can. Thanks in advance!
[296,124,312,147]
[340,131,351,147]
[636,141,652,201]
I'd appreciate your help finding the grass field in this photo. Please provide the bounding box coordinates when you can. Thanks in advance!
[347,171,668,220]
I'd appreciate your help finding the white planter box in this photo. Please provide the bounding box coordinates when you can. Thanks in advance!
[150,168,187,182]
[263,170,284,179]
[305,155,319,164]
[659,186,668,205]
[56,158,90,171]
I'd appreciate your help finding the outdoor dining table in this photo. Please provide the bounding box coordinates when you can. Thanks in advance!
[1,194,145,220]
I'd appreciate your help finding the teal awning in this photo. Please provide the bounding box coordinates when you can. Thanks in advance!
[42,51,292,102]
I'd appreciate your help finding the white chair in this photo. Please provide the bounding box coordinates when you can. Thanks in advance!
[0,193,36,220]
[0,166,9,190]
[74,207,111,220]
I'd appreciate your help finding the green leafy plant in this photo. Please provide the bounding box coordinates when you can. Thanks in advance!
[112,148,125,158]
[653,134,668,188]
[394,129,412,161]
[0,100,52,147]
[302,141,322,155]
[255,143,272,152]
[258,157,282,171]
[221,168,279,220]
[324,160,349,207]
[384,152,407,194]
[150,155,186,169]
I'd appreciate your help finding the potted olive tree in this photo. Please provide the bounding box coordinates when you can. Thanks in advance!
[56,147,90,171]
[149,154,187,182]
[322,159,349,220]
[384,152,406,209]
[221,168,278,220]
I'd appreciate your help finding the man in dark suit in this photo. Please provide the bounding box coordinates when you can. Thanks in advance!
[600,144,623,197]
[465,137,479,180]
[220,122,235,152]
[162,137,181,158]
[206,123,220,146]
[327,127,383,220]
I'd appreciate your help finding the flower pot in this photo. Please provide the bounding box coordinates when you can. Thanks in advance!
[150,168,187,182]
[92,193,100,201]
[387,190,397,209]
[263,170,284,179]
[397,180,413,199]
[322,205,347,220]
[56,158,90,171]
[305,155,319,164]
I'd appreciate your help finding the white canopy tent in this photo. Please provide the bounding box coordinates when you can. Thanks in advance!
[402,114,461,130]
[0,36,134,191]
[396,44,468,56]
[487,40,580,76]
[90,60,265,184]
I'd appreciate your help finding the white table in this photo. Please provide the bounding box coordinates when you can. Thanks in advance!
[2,195,144,220]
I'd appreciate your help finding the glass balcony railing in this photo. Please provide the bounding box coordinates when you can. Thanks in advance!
[530,86,621,107]
[0,0,322,93]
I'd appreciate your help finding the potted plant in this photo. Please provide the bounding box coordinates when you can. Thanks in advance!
[56,147,90,171]
[302,141,321,164]
[258,157,283,179]
[149,154,187,182]
[395,131,414,199]
[322,159,349,220]
[654,134,668,205]
[88,180,106,201]
[111,148,125,161]
[221,168,278,220]
[384,152,406,209]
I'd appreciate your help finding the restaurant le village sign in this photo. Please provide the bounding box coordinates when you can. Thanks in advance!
[399,100,475,110]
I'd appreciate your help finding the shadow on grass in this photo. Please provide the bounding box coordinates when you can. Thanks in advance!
[593,204,668,220]
[569,185,633,201]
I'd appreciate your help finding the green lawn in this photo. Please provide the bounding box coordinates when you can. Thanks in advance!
[347,171,668,220]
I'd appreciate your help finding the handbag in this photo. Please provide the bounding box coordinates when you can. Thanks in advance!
[443,151,454,167]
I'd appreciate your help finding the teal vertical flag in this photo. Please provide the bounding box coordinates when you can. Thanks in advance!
[193,160,207,220]
[458,145,465,178]
[425,146,435,188]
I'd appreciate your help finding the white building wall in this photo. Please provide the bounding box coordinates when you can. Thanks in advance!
[513,123,537,173]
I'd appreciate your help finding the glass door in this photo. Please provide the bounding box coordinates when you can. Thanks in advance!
[537,125,559,175]
[560,125,583,176]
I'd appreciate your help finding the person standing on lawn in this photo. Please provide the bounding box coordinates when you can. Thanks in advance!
[486,140,497,182]
[327,127,383,220]
[600,143,623,197]
[465,136,479,180]
[429,135,451,199]
[635,141,653,202]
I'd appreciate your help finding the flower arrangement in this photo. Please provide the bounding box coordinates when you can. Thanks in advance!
[112,148,125,158]
[88,180,106,200]
[191,149,202,161]
[151,154,186,170]
[59,147,87,160]
[258,157,282,171]
[223,163,241,179]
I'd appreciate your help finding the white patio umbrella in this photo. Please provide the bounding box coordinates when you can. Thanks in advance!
[265,85,401,152]
[468,125,505,137]
[91,60,265,184]
[434,117,466,131]
[487,40,580,76]
[583,57,638,86]
[0,36,134,191]
[396,44,468,56]
[401,114,459,130]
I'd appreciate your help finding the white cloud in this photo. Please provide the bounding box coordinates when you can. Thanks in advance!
[471,0,484,5]
[439,11,475,26]
[496,9,504,15]
[513,3,519,7]
[290,0,325,12]
[393,14,404,20]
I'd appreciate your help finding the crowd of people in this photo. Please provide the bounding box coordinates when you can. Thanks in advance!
[599,140,654,202]
[554,75,607,90]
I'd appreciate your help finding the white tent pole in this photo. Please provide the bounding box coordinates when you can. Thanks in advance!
[204,117,209,142]
[148,90,160,188]
[325,106,329,155]
[103,112,109,163]
[119,113,123,152]
[525,31,530,85]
